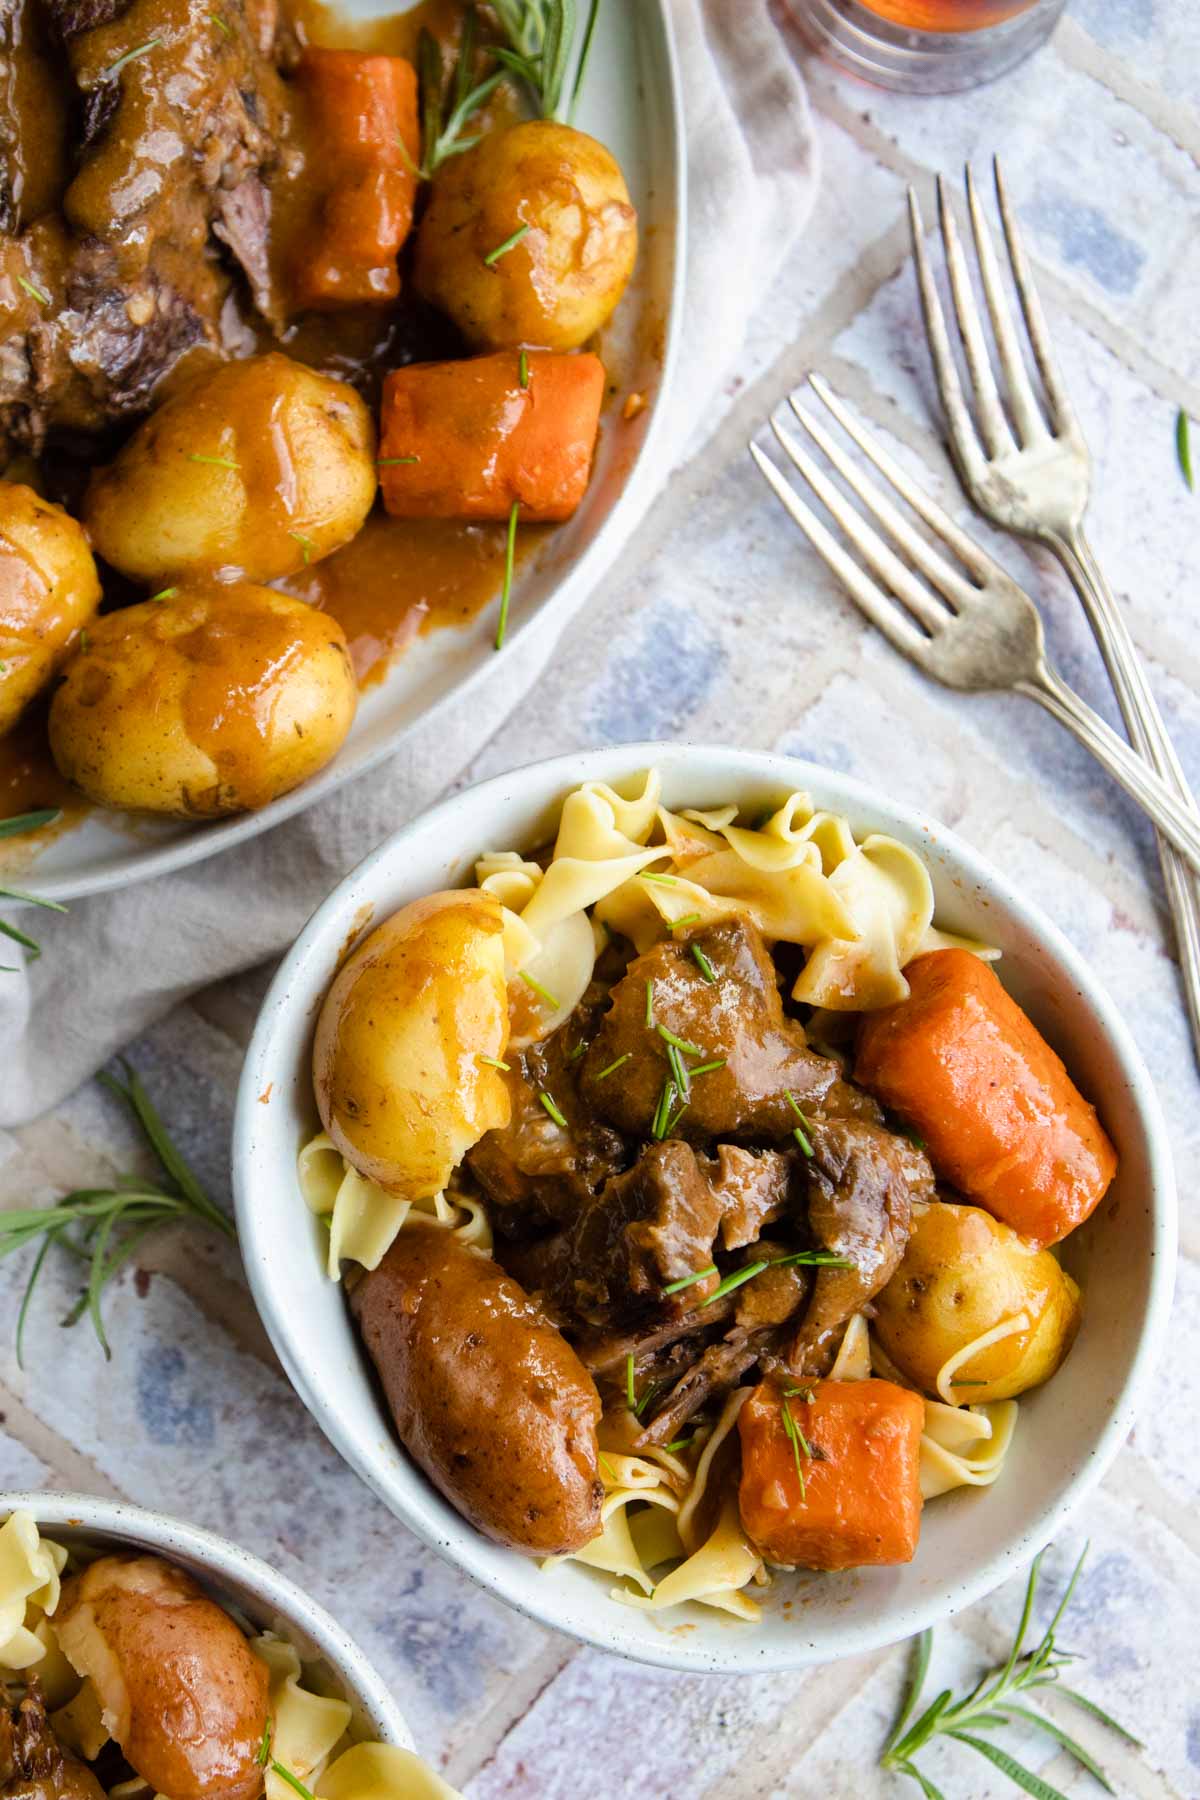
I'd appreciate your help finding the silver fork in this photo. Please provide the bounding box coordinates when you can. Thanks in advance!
[910,162,1200,1061]
[750,376,1200,877]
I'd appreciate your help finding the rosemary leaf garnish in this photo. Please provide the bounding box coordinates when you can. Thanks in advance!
[639,869,677,886]
[625,1351,636,1410]
[491,0,598,121]
[484,223,530,267]
[662,1264,717,1296]
[0,811,68,966]
[103,36,161,79]
[780,1395,810,1499]
[188,453,239,470]
[494,500,519,650]
[377,456,419,466]
[1178,409,1194,492]
[2,1060,235,1364]
[568,1040,589,1063]
[288,530,315,566]
[256,1726,271,1768]
[148,586,177,602]
[666,1099,688,1135]
[662,1434,693,1454]
[657,1024,703,1057]
[785,1090,814,1156]
[416,15,505,177]
[478,1055,510,1071]
[271,1764,315,1800]
[670,912,702,930]
[700,1260,768,1306]
[691,945,717,984]
[519,968,559,1010]
[518,349,530,388]
[595,1053,630,1081]
[650,1079,676,1142]
[634,1378,662,1419]
[644,978,654,1027]
[881,1544,1140,1797]
[17,275,50,306]
[538,1090,568,1129]
[665,1039,689,1100]
[210,10,231,35]
[569,0,602,120]
[688,1058,725,1078]
[0,810,60,840]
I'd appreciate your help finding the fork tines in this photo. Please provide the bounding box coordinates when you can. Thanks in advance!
[908,161,1081,480]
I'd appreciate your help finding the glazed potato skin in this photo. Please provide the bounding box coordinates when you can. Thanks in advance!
[314,889,511,1198]
[352,1222,603,1553]
[47,582,356,816]
[414,122,637,351]
[873,1200,1082,1403]
[53,1555,268,1800]
[0,482,101,736]
[83,354,376,584]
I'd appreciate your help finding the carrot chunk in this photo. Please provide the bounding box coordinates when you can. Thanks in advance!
[378,350,605,522]
[855,948,1116,1248]
[293,50,419,308]
[737,1378,925,1571]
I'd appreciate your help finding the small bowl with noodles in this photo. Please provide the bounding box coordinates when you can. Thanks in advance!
[233,743,1174,1672]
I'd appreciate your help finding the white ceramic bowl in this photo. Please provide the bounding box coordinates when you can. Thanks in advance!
[233,743,1177,1672]
[0,1492,415,1749]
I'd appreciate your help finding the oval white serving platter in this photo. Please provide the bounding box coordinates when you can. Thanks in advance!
[16,0,684,904]
[233,742,1176,1673]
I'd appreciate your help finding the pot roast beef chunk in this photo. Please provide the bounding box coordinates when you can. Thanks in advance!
[467,1004,629,1236]
[0,0,286,452]
[786,1121,933,1377]
[0,1680,104,1800]
[710,1145,792,1250]
[503,1140,725,1329]
[580,919,872,1144]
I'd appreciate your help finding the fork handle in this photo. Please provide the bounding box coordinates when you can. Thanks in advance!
[1053,524,1200,1065]
[1019,663,1200,877]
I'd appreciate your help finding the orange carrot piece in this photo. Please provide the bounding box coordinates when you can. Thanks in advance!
[737,1378,925,1572]
[856,948,1117,1248]
[378,350,605,522]
[293,49,419,308]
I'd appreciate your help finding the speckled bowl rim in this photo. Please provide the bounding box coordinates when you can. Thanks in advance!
[232,741,1177,1673]
[0,1491,415,1749]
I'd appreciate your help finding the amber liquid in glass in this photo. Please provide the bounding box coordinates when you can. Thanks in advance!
[856,0,1037,29]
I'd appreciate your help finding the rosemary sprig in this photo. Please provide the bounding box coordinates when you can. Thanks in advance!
[256,1725,271,1767]
[650,1078,677,1141]
[595,1053,630,1080]
[881,1545,1143,1799]
[490,0,601,122]
[414,11,505,178]
[519,968,559,1010]
[1,1061,236,1364]
[785,1090,814,1157]
[670,912,702,930]
[780,1395,811,1499]
[1178,409,1194,492]
[0,811,67,966]
[661,1248,851,1305]
[657,1024,703,1057]
[271,1765,315,1800]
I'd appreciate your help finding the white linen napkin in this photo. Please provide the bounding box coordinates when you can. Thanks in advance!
[0,0,818,1126]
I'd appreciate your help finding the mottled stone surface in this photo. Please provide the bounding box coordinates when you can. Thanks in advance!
[3,7,1199,1795]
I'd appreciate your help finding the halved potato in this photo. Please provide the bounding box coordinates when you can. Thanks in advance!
[873,1200,1081,1403]
[314,889,512,1198]
[54,1555,268,1800]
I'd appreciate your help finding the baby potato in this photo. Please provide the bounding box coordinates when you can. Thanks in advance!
[83,354,376,584]
[314,889,511,1198]
[0,481,101,736]
[48,582,356,817]
[414,121,637,351]
[54,1554,268,1800]
[873,1200,1082,1403]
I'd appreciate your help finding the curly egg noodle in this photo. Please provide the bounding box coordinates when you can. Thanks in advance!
[0,1513,456,1799]
[298,770,1023,1621]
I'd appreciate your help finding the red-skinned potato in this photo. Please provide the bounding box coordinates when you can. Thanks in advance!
[351,1222,603,1554]
[313,889,511,1198]
[53,1555,268,1800]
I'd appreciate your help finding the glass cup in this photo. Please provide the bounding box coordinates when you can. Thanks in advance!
[785,0,1070,94]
